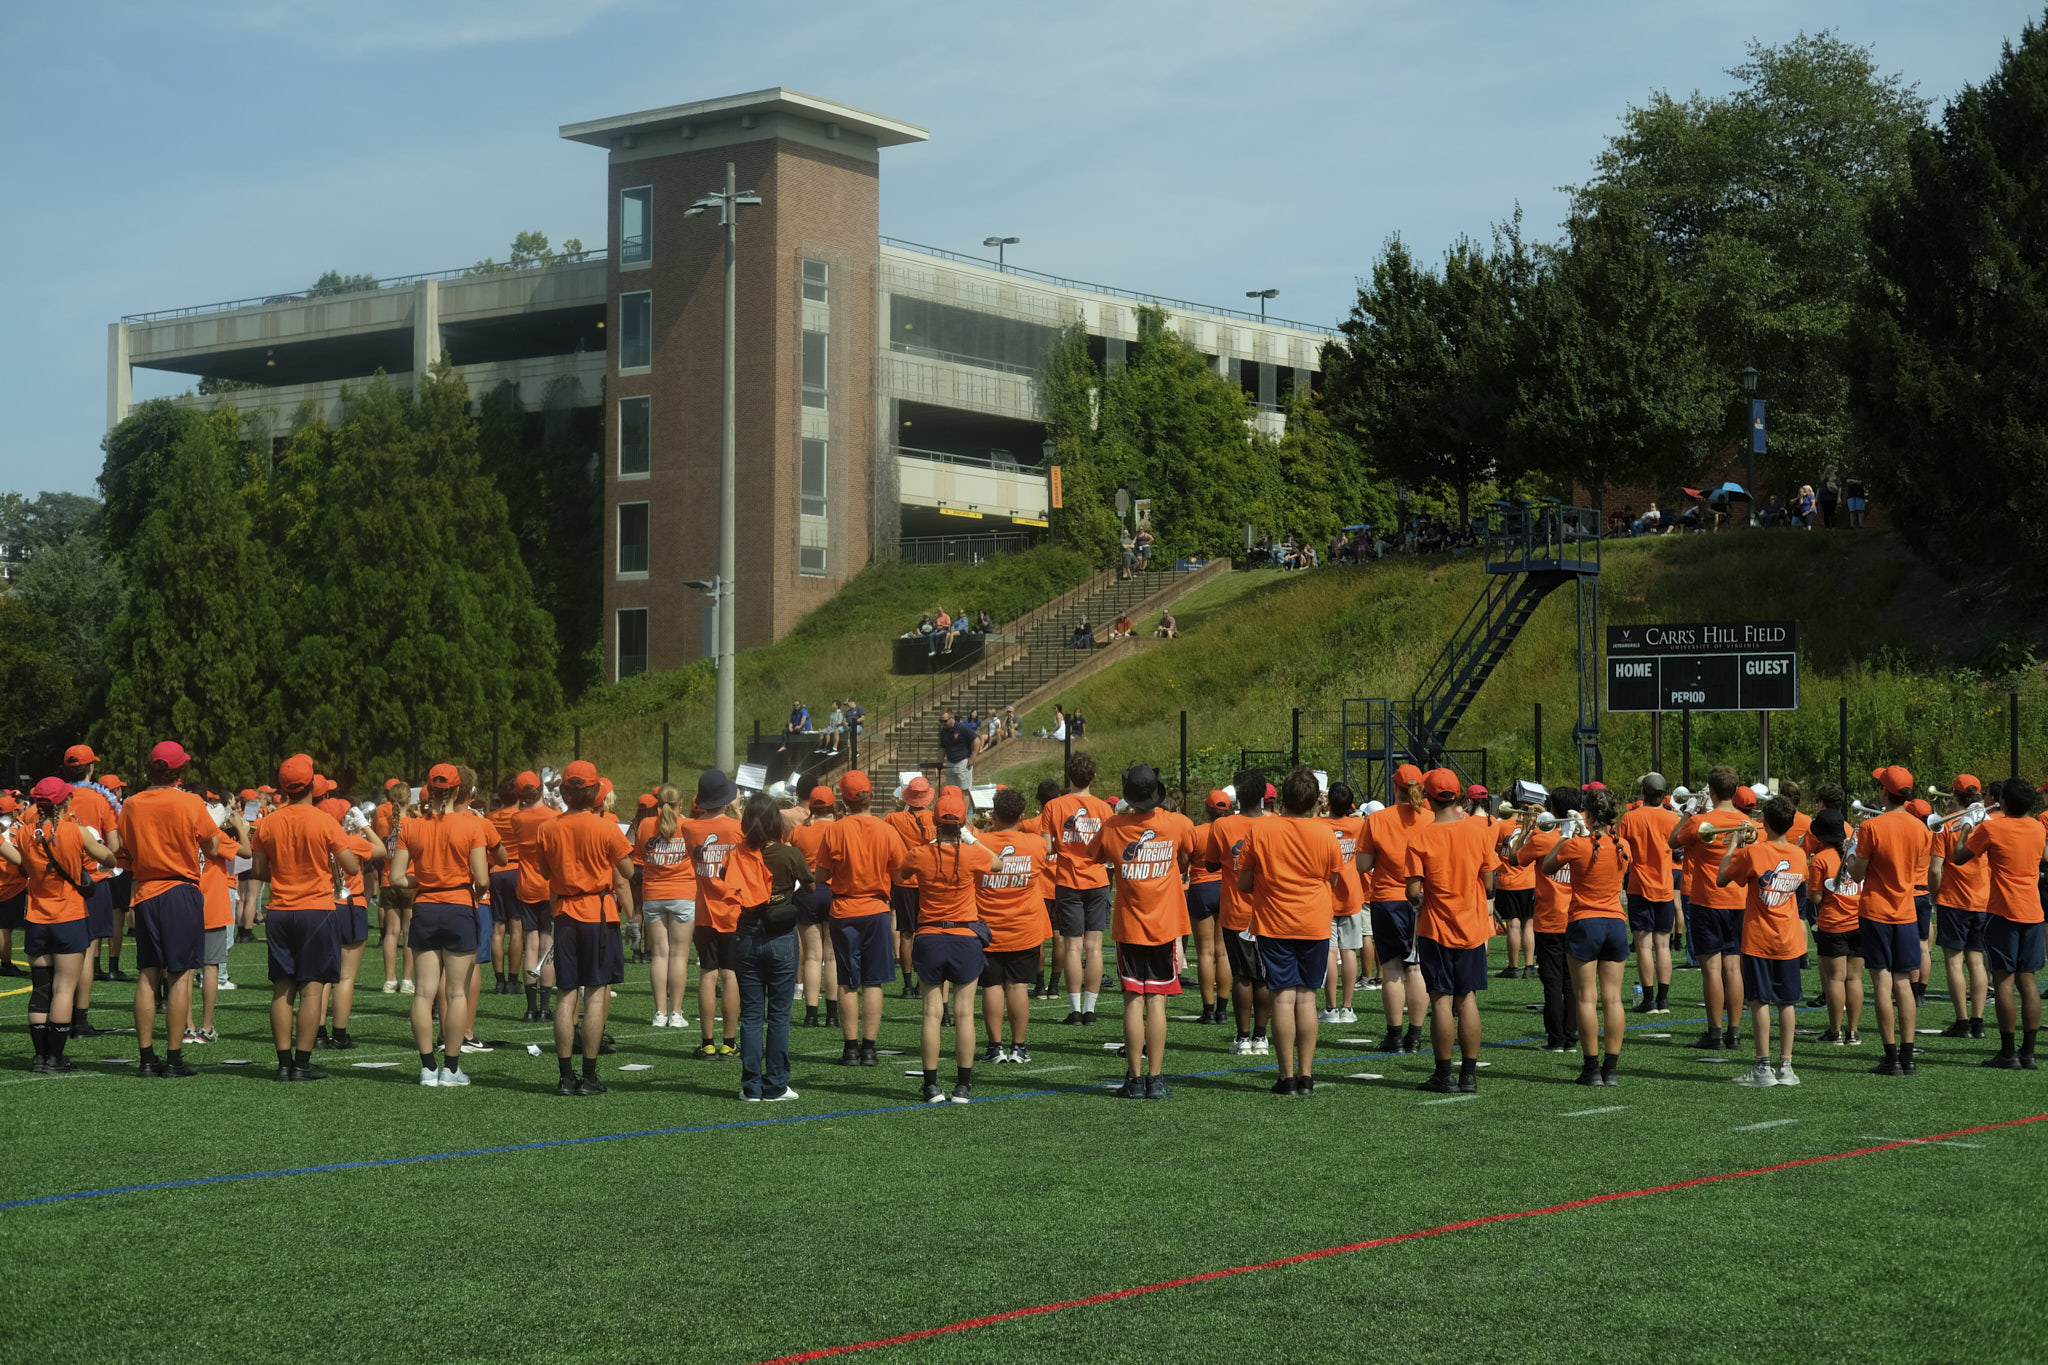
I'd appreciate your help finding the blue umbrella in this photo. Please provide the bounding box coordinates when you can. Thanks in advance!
[1707,481,1751,502]
[1341,523,1370,532]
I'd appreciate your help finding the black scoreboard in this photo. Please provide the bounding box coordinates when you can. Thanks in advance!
[1606,621,1799,713]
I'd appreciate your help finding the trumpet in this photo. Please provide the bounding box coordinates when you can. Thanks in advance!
[1927,802,1987,831]
[1533,811,1584,836]
[1850,800,1888,819]
[1697,819,1756,844]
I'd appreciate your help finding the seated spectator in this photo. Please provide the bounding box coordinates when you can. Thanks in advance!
[844,699,865,738]
[917,613,938,655]
[934,608,958,654]
[1067,619,1095,650]
[1154,611,1178,639]
[1070,710,1087,739]
[784,700,811,740]
[821,702,846,752]
[1108,613,1134,641]
[976,608,994,634]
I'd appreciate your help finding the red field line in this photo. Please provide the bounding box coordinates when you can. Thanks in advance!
[755,1112,2048,1364]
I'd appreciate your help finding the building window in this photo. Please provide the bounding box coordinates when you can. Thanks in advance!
[802,259,828,303]
[618,396,650,477]
[617,501,649,576]
[617,608,648,679]
[800,545,826,576]
[801,330,827,408]
[800,438,827,518]
[620,291,652,371]
[620,186,652,264]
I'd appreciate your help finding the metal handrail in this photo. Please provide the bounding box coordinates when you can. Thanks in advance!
[122,251,611,323]
[880,236,1339,337]
[888,340,1040,378]
[895,445,1045,472]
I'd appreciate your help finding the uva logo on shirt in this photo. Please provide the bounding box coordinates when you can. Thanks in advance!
[1061,810,1101,845]
[979,843,1037,890]
[1759,860,1801,908]
[1118,829,1175,881]
[695,836,731,880]
[646,836,690,868]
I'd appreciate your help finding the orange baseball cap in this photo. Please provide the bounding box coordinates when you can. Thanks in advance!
[427,764,460,790]
[0,795,15,815]
[515,770,541,793]
[809,786,835,811]
[317,797,351,821]
[1905,798,1933,819]
[63,744,98,766]
[238,788,258,802]
[1951,774,1981,795]
[1206,789,1232,813]
[102,774,126,791]
[1422,769,1461,802]
[1393,763,1423,788]
[278,754,316,793]
[637,791,659,811]
[935,787,969,827]
[840,770,871,800]
[561,760,599,789]
[597,777,615,804]
[902,775,933,808]
[1871,765,1914,796]
[313,775,337,800]
[1732,786,1758,812]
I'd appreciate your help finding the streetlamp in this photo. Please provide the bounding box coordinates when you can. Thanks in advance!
[1737,365,1760,528]
[1245,288,1278,320]
[685,163,762,774]
[983,236,1020,270]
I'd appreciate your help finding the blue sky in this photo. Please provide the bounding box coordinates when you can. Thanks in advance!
[0,0,2037,496]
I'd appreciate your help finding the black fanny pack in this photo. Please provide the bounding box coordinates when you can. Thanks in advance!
[928,919,992,947]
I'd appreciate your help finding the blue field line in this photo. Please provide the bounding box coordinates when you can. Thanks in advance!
[0,1008,1804,1212]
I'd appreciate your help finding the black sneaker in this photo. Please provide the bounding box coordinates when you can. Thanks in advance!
[313,1026,331,1049]
[1271,1077,1298,1096]
[1059,1010,1084,1025]
[1575,1063,1601,1086]
[1817,1028,1840,1044]
[858,1042,878,1067]
[1197,1005,1215,1025]
[1145,1074,1171,1099]
[1378,1031,1403,1053]
[983,1044,1004,1065]
[1869,1057,1905,1076]
[1690,1031,1723,1049]
[1941,1021,1972,1038]
[1012,1045,1032,1065]
[1722,1029,1739,1049]
[1457,1072,1478,1094]
[2021,1053,2040,1070]
[1117,1076,1146,1099]
[274,1064,296,1082]
[1520,965,1538,980]
[109,968,131,982]
[30,1057,52,1076]
[555,1075,578,1096]
[1415,1072,1457,1093]
[575,1076,608,1096]
[1297,1076,1316,1095]
[940,1009,954,1028]
[1402,1026,1423,1054]
[1632,998,1655,1014]
[93,966,110,982]
[1496,965,1519,980]
[921,1082,945,1104]
[950,1082,972,1104]
[1081,1010,1096,1026]
[521,1008,540,1023]
[297,1061,330,1081]
[332,1033,356,1051]
[1971,1019,1987,1039]
[1597,1069,1620,1088]
[72,1021,105,1039]
[838,1043,859,1066]
[1982,1052,2022,1069]
[163,1056,198,1078]
[1900,1054,1918,1075]
[48,1056,77,1074]
[597,1033,617,1056]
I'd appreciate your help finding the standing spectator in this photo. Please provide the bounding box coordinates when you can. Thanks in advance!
[1050,705,1067,742]
[1119,528,1137,579]
[1843,473,1867,529]
[844,699,864,744]
[1134,527,1153,571]
[937,710,978,792]
[1819,473,1840,529]
[1797,485,1818,529]
[733,793,810,1103]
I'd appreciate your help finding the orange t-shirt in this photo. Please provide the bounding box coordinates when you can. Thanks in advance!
[1041,792,1113,889]
[1407,815,1500,950]
[488,806,521,866]
[1207,811,1265,932]
[902,838,993,935]
[1673,810,1749,910]
[1102,809,1196,946]
[1855,808,1928,924]
[398,811,487,900]
[15,818,89,924]
[201,835,239,930]
[1728,840,1809,958]
[814,813,905,919]
[1324,814,1368,913]
[253,803,349,912]
[1491,819,1536,893]
[1966,816,2047,924]
[974,830,1052,951]
[510,804,559,903]
[117,786,217,903]
[885,808,937,885]
[681,815,751,932]
[68,784,118,882]
[533,810,633,922]
[1516,828,1569,934]
[1358,802,1426,904]
[1016,814,1057,900]
[1554,833,1629,921]
[0,836,24,902]
[788,818,831,876]
[1787,811,1812,853]
[1932,823,1988,913]
[1189,820,1224,887]
[1243,814,1346,941]
[637,815,697,901]
[1807,845,1860,934]
[1617,804,1679,901]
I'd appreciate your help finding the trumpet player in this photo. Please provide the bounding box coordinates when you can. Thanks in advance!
[1618,773,1679,1014]
[1542,788,1632,1086]
[1806,809,1865,1044]
[1948,777,2048,1070]
[1507,788,1579,1053]
[1671,767,1751,1049]
[1843,765,1932,1076]
[1715,796,1809,1087]
[1929,776,1990,1040]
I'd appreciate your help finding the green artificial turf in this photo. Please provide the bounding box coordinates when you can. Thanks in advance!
[3,938,2044,1365]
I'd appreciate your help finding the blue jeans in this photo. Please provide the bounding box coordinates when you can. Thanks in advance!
[735,921,798,1098]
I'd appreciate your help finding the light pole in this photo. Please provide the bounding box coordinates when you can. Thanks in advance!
[982,236,1019,270]
[1738,365,1760,528]
[685,163,762,774]
[1245,288,1278,320]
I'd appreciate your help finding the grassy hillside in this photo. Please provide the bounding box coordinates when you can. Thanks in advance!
[565,546,1095,788]
[990,531,2048,798]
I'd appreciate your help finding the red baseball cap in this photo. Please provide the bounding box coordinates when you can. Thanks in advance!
[1205,789,1232,813]
[63,744,98,766]
[1951,774,1981,795]
[1465,784,1488,801]
[935,787,969,827]
[278,754,316,793]
[149,741,190,770]
[515,770,541,794]
[561,760,599,789]
[840,770,871,800]
[1264,783,1278,801]
[1393,764,1423,788]
[31,777,73,805]
[1422,769,1461,802]
[809,786,836,811]
[1582,781,1607,792]
[1872,765,1914,796]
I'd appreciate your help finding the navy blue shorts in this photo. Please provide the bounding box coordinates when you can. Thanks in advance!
[1860,919,1921,974]
[1742,953,1804,1006]
[25,918,90,957]
[1914,894,1933,939]
[110,874,133,912]
[1794,886,1813,925]
[1370,900,1417,962]
[1627,894,1676,936]
[83,879,114,939]
[410,901,480,955]
[793,885,834,926]
[1259,936,1329,991]
[1417,936,1487,997]
[1985,917,2047,976]
[911,932,985,987]
[1188,880,1222,922]
[267,908,342,984]
[1689,902,1741,958]
[487,868,520,922]
[1567,916,1631,963]
[831,910,896,988]
[338,901,370,947]
[132,884,205,974]
[0,892,24,930]
[475,899,494,965]
[518,898,551,933]
[1935,904,1988,954]
[552,916,625,990]
[891,885,921,935]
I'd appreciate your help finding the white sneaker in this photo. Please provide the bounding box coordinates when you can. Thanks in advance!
[1732,1060,1779,1087]
[419,1066,441,1087]
[1228,1036,1246,1055]
[1252,1036,1270,1056]
[1340,1007,1358,1023]
[460,1038,490,1054]
[793,983,805,1000]
[1317,1008,1338,1023]
[1361,980,1382,991]
[762,1086,800,1102]
[382,981,398,994]
[652,1014,669,1028]
[400,980,415,995]
[1775,1061,1800,1086]
[217,978,237,991]
[670,1012,688,1029]
[438,1067,470,1087]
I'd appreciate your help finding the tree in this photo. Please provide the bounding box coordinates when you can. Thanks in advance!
[1850,15,2048,563]
[0,597,76,774]
[466,231,589,276]
[1259,386,1376,549]
[307,270,380,297]
[1588,32,1927,481]
[14,537,125,708]
[1038,322,1120,561]
[1323,233,1521,526]
[1512,192,1724,502]
[100,399,201,549]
